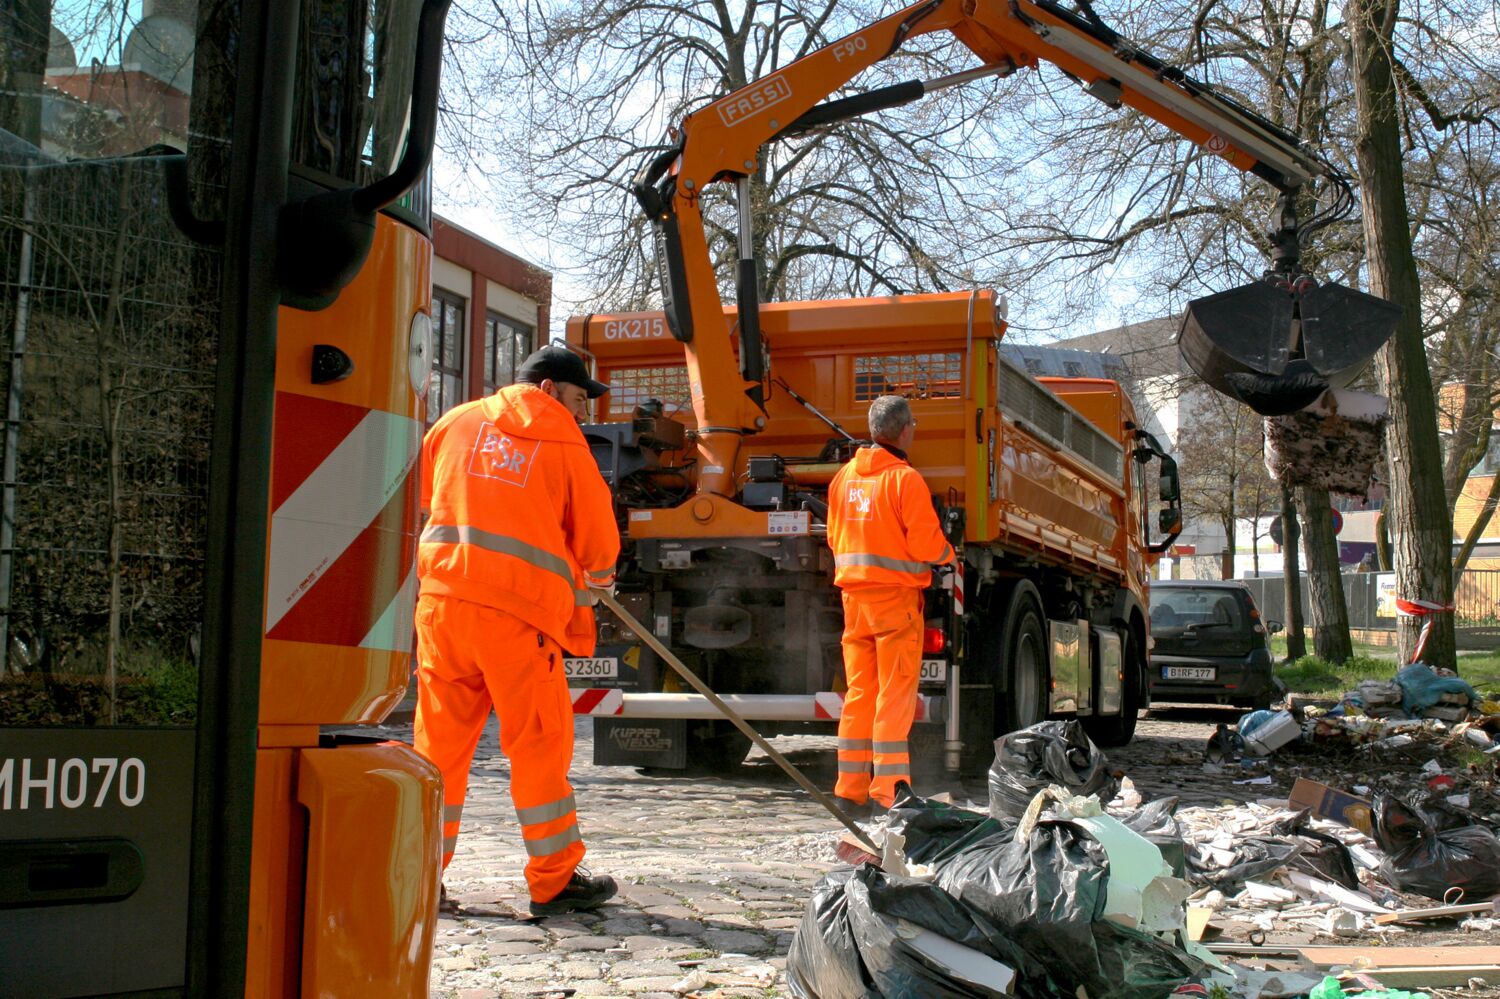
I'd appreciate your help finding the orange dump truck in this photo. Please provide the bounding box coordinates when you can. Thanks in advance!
[563,290,1180,774]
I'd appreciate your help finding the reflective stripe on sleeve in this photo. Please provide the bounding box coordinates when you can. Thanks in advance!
[523,823,583,858]
[834,552,931,574]
[586,566,617,584]
[516,793,576,827]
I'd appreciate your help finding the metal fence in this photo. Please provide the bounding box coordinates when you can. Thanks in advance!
[1239,570,1500,632]
[0,156,219,721]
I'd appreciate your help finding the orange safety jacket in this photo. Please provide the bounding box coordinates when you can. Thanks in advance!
[827,444,954,589]
[418,383,620,654]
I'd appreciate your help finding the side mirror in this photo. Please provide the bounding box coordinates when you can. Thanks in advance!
[1159,509,1181,533]
[1157,455,1180,502]
[1267,620,1284,634]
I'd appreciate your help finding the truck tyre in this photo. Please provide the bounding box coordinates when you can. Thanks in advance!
[998,584,1048,733]
[1081,629,1142,747]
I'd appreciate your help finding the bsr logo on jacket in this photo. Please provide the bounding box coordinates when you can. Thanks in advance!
[845,479,877,520]
[469,422,541,487]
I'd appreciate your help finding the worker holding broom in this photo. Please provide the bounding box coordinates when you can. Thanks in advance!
[827,395,955,817]
[413,345,621,917]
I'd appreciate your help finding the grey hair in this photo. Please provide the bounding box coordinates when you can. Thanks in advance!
[868,395,913,441]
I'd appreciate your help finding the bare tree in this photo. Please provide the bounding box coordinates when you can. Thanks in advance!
[443,0,1039,313]
[1298,486,1353,662]
[1175,391,1268,579]
[1346,0,1500,665]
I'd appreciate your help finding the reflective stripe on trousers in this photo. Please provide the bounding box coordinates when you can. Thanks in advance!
[833,586,922,807]
[412,593,586,902]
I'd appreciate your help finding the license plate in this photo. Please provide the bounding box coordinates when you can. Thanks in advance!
[920,659,947,683]
[565,657,618,679]
[1162,666,1215,680]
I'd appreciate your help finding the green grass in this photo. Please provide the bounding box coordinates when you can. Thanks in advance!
[1276,654,1393,695]
[1272,646,1500,698]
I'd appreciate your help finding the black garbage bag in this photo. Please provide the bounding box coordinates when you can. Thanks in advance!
[1185,836,1302,892]
[936,819,1204,999]
[1372,795,1500,902]
[988,720,1118,820]
[885,782,1008,867]
[786,865,1056,999]
[1270,809,1360,890]
[1119,796,1186,878]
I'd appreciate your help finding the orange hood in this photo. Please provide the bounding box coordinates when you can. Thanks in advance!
[481,383,585,443]
[853,445,906,476]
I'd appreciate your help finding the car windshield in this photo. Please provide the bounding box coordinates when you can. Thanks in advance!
[1150,588,1246,631]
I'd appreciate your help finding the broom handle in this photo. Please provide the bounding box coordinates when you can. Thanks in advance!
[596,590,880,856]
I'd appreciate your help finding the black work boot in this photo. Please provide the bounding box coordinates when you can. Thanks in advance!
[528,868,618,918]
[833,796,872,821]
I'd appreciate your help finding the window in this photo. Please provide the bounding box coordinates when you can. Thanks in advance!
[1023,356,1046,377]
[429,290,466,425]
[853,353,962,401]
[1063,360,1085,378]
[483,312,532,392]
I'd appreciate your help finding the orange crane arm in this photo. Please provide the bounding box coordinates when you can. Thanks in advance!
[633,0,1332,498]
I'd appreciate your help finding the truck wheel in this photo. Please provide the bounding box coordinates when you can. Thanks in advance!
[999,585,1048,733]
[1082,630,1141,747]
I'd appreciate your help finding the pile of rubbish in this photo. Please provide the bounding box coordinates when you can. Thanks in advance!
[1206,664,1500,762]
[787,720,1500,999]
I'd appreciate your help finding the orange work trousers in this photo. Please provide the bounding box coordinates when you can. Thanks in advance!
[412,593,584,903]
[834,585,923,807]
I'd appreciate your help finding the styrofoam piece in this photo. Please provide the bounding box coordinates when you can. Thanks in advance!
[893,918,1016,995]
[1072,812,1189,932]
[1242,711,1300,755]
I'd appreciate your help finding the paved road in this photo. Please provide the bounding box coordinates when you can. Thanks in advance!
[371,704,1489,997]
[360,706,1239,998]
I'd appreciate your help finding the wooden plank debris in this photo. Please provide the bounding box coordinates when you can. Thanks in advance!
[1371,900,1498,925]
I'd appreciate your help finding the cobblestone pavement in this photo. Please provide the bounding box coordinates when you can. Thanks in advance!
[362,703,1486,998]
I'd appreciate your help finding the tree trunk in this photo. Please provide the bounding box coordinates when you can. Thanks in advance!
[1349,0,1457,666]
[1298,487,1353,662]
[1375,508,1392,570]
[1281,485,1308,660]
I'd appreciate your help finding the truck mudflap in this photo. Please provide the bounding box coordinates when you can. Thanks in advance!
[570,689,944,722]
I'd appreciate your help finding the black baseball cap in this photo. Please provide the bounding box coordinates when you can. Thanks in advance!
[517,345,610,399]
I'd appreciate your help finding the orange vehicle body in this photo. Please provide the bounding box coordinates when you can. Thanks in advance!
[564,292,1176,768]
[571,292,1151,585]
[245,216,442,998]
[559,0,1334,768]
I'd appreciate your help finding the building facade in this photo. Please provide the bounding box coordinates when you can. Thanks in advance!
[427,216,553,425]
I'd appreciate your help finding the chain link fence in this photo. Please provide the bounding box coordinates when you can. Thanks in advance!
[1237,570,1500,648]
[0,156,219,724]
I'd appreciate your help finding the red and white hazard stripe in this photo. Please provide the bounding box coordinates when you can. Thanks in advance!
[814,691,937,722]
[1395,596,1455,664]
[264,392,422,652]
[951,560,965,617]
[570,688,625,715]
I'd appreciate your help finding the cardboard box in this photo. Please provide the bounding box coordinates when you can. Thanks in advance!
[1288,777,1374,836]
